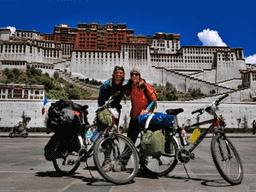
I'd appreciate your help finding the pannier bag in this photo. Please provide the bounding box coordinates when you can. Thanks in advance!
[44,134,62,161]
[140,129,165,156]
[95,108,113,131]
[138,113,175,128]
[47,99,88,133]
[44,133,81,161]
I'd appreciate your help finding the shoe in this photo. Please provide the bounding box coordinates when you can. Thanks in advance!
[113,162,126,172]
[102,161,112,172]
[113,163,122,172]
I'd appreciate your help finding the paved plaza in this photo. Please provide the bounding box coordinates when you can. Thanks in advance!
[0,133,256,191]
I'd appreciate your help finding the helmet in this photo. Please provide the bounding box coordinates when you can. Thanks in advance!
[19,120,22,123]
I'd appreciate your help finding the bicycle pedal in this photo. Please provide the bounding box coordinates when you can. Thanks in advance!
[190,153,195,160]
[80,156,88,162]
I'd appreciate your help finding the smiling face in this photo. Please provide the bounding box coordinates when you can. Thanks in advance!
[113,69,124,85]
[130,72,140,84]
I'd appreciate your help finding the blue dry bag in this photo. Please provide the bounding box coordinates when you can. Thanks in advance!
[138,113,174,128]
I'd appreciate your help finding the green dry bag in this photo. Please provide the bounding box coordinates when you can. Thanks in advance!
[140,129,165,156]
[96,108,113,131]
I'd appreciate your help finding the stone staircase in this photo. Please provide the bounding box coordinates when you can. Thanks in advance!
[56,69,100,92]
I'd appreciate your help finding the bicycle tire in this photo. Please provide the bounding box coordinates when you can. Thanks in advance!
[93,134,139,184]
[9,132,14,138]
[52,140,81,176]
[140,135,178,176]
[211,134,243,185]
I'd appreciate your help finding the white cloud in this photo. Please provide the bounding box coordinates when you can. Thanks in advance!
[245,54,256,64]
[198,28,227,46]
[1,26,16,35]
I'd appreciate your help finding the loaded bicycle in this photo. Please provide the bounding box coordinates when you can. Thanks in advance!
[46,93,139,185]
[138,94,243,185]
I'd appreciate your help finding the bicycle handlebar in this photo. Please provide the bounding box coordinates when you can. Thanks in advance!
[215,94,229,106]
[97,91,120,112]
[191,108,204,114]
[191,94,229,115]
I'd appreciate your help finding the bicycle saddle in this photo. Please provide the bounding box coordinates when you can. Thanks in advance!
[166,108,184,115]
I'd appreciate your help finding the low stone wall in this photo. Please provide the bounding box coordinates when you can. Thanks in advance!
[0,99,255,129]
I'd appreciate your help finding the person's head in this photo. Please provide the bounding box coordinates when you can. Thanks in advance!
[112,65,125,85]
[130,68,141,84]
[19,120,22,124]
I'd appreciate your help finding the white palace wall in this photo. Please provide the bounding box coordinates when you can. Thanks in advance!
[0,99,255,129]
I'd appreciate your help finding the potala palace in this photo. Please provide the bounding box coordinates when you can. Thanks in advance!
[1,22,256,102]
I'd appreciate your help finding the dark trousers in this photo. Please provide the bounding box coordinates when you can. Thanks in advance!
[122,118,141,165]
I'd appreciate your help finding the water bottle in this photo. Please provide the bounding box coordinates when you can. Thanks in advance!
[189,128,200,143]
[181,125,188,145]
[90,129,100,142]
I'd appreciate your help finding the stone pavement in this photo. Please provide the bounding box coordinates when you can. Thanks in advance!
[1,132,256,138]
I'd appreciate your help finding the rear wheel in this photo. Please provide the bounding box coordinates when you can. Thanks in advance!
[211,134,243,185]
[53,150,81,175]
[52,137,81,176]
[140,135,178,176]
[93,134,139,184]
[9,132,14,138]
[22,133,28,138]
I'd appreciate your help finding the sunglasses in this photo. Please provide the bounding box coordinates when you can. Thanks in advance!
[131,73,140,76]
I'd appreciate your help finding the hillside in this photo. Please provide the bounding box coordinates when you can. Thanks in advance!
[0,67,98,100]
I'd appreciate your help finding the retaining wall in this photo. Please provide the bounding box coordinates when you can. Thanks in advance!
[0,99,255,129]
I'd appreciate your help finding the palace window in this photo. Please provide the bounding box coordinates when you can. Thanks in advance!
[253,73,256,81]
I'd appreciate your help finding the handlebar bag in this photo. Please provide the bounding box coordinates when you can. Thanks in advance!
[140,129,165,156]
[138,113,175,128]
[96,108,113,131]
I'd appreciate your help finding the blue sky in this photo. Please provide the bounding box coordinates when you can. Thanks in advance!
[1,0,256,63]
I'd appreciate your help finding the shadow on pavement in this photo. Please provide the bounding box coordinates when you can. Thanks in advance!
[35,171,63,178]
[164,175,231,187]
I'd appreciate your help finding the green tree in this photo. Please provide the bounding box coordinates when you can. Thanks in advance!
[54,71,59,80]
[164,90,178,101]
[241,116,248,131]
[12,68,22,78]
[42,78,55,91]
[68,89,80,100]
[157,93,166,101]
[46,89,68,100]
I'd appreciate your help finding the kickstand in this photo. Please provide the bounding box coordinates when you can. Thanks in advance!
[85,160,95,179]
[183,164,190,179]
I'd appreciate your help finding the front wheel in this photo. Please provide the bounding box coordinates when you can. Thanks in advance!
[140,135,178,176]
[93,134,139,184]
[211,135,243,185]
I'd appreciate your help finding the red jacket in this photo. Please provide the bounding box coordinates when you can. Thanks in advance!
[127,80,157,119]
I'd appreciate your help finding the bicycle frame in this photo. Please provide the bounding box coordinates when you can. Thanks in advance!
[169,95,228,153]
[76,120,119,163]
[184,117,220,153]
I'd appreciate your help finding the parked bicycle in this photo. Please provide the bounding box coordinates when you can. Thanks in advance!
[138,94,243,185]
[50,93,139,185]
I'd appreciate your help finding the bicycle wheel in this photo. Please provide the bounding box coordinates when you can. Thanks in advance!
[93,134,139,184]
[53,150,81,175]
[211,134,243,185]
[140,135,178,176]
[53,138,81,176]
